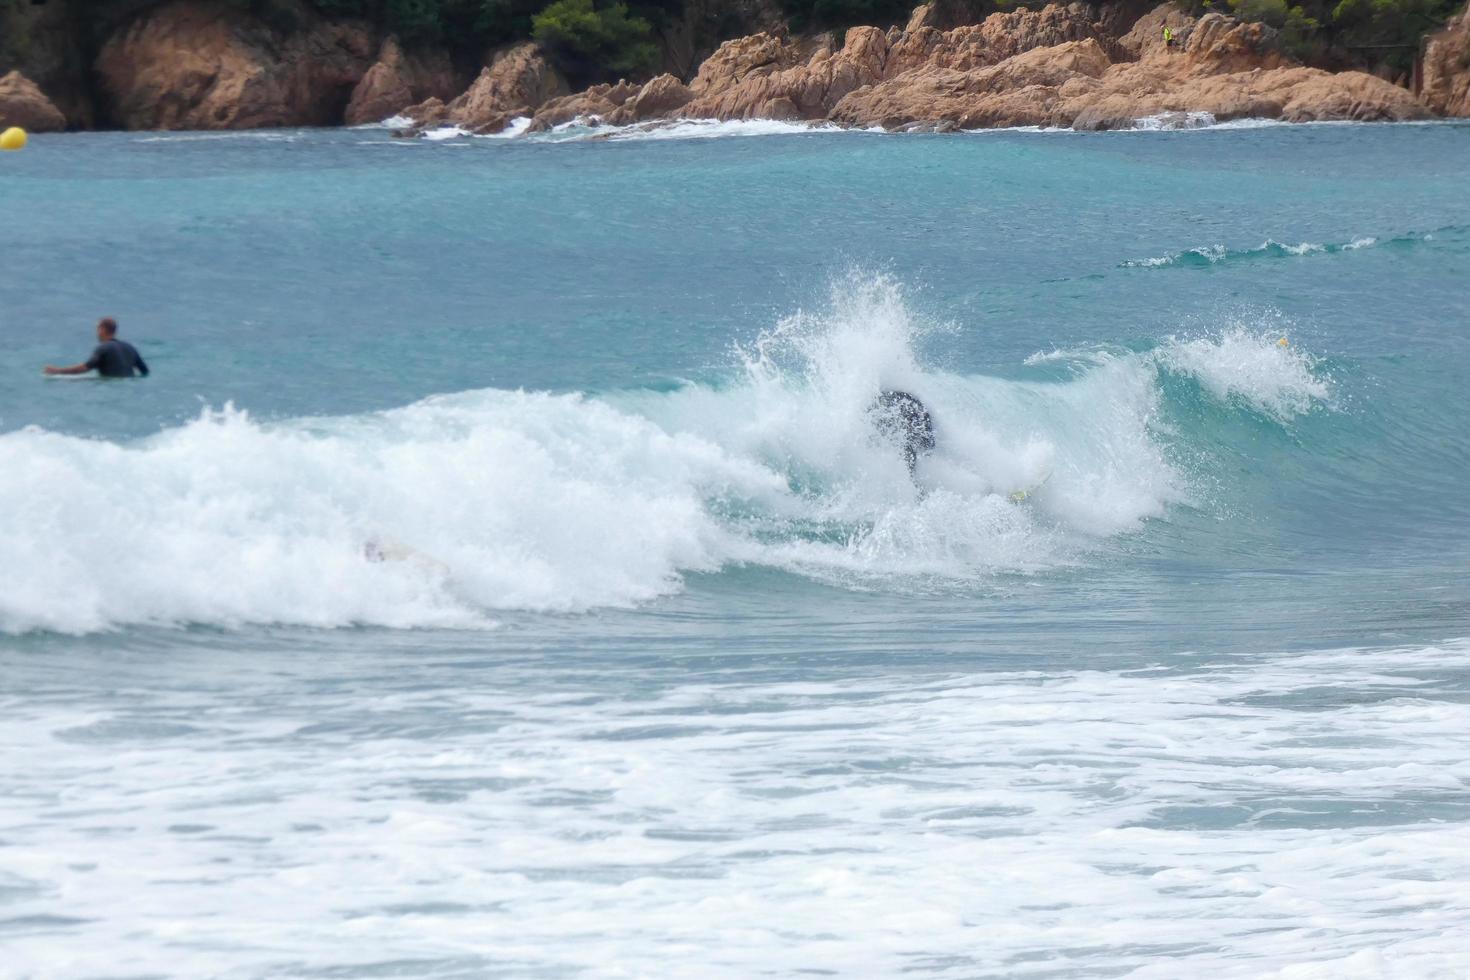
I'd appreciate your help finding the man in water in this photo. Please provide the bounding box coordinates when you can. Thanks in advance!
[870,389,935,480]
[44,317,150,378]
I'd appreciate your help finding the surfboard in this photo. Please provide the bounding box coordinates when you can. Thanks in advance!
[1008,468,1053,503]
[364,535,450,575]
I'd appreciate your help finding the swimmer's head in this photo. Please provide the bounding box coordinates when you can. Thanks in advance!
[97,317,118,341]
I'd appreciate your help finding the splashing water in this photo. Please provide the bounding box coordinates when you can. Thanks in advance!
[0,276,1335,634]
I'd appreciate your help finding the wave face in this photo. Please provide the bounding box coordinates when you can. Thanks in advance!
[1122,226,1465,268]
[0,275,1337,634]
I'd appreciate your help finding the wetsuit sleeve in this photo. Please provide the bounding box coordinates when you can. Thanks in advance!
[135,350,150,377]
[84,346,104,371]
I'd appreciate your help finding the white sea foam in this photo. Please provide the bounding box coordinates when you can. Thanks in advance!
[0,278,1335,634]
[1127,111,1219,131]
[1159,327,1331,423]
[524,116,853,143]
[134,131,305,143]
[3,637,1468,976]
[420,124,471,141]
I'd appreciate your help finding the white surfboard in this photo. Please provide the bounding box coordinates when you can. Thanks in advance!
[364,535,450,575]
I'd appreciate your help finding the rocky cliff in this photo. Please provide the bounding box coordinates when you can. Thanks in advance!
[393,2,1446,136]
[0,71,68,132]
[1423,7,1470,117]
[0,0,1465,135]
[96,0,379,130]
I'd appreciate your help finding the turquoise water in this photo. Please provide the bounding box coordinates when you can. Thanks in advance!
[3,121,1470,976]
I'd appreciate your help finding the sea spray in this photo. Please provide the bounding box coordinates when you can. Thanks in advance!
[0,277,1336,633]
[1158,327,1331,424]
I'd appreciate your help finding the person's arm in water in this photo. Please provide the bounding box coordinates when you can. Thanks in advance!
[134,351,149,377]
[44,362,92,376]
[44,345,105,376]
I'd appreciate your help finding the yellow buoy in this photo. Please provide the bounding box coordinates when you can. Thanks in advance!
[0,127,27,151]
[1277,337,1289,347]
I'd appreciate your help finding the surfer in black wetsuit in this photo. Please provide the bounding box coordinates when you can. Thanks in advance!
[44,318,149,378]
[869,389,935,480]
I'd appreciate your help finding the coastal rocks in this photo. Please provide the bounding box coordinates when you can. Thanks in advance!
[0,71,68,132]
[831,38,1112,129]
[906,3,945,32]
[687,32,813,96]
[0,0,95,127]
[525,73,694,130]
[530,80,643,130]
[1174,13,1289,75]
[399,0,1436,139]
[1117,3,1198,59]
[406,42,568,133]
[623,74,696,120]
[344,37,459,126]
[1422,8,1470,117]
[94,0,376,129]
[830,5,1428,131]
[680,26,888,119]
[1068,65,1427,130]
[884,3,1107,77]
[656,0,789,78]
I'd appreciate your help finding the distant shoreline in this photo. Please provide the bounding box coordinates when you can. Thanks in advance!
[3,2,1467,137]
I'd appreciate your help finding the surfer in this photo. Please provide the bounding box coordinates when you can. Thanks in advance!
[44,318,150,378]
[870,389,935,480]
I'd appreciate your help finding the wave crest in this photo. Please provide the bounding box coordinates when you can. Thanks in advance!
[0,277,1338,634]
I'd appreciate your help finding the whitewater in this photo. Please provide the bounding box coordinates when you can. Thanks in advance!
[1,276,1339,634]
[3,121,1469,978]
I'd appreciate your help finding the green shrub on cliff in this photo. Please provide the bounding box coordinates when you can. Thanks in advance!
[1330,0,1457,69]
[1184,0,1459,72]
[1226,0,1320,54]
[532,0,659,81]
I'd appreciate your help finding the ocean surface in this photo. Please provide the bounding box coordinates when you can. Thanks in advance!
[2,119,1470,978]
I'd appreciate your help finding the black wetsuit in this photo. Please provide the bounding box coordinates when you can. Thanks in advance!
[870,389,935,478]
[85,339,149,378]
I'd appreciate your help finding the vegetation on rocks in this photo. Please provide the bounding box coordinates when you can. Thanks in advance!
[531,0,659,81]
[1181,0,1462,71]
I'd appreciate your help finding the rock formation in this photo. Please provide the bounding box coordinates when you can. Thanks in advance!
[0,0,95,127]
[528,74,695,130]
[405,42,569,134]
[0,71,68,132]
[498,3,1430,136]
[94,0,378,130]
[1422,7,1470,118]
[1,0,1449,134]
[829,11,1425,131]
[344,37,460,126]
[678,26,888,120]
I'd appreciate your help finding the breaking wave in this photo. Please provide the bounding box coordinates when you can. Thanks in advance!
[1123,226,1466,268]
[0,275,1336,634]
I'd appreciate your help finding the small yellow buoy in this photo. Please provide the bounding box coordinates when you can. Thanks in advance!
[1277,337,1289,347]
[0,127,27,151]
